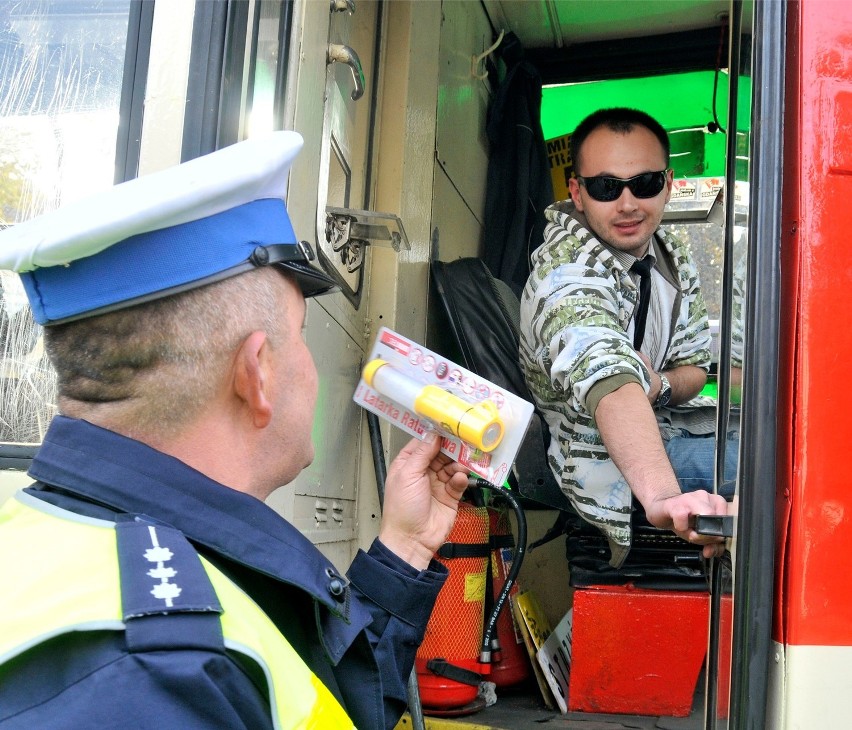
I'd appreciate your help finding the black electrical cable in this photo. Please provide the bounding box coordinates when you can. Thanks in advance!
[711,68,727,135]
[710,17,728,135]
[367,412,387,508]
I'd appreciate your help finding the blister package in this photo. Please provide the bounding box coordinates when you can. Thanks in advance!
[353,327,534,485]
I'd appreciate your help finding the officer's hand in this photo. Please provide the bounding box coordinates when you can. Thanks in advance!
[379,433,469,570]
[643,489,729,559]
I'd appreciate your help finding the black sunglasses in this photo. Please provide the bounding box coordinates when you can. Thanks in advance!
[576,169,669,202]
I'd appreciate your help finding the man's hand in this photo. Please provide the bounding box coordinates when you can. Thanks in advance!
[643,489,731,559]
[596,382,728,557]
[379,433,470,570]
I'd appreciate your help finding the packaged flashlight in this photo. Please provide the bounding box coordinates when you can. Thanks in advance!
[353,327,533,483]
[363,358,504,453]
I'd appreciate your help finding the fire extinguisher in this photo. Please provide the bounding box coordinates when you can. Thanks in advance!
[415,501,491,712]
[416,481,529,714]
[487,505,531,688]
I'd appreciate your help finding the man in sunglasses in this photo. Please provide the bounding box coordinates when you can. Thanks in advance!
[519,107,729,568]
[0,133,470,729]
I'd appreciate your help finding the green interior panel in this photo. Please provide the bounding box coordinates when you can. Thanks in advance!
[541,70,752,178]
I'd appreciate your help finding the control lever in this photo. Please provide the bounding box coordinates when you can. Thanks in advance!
[695,514,735,538]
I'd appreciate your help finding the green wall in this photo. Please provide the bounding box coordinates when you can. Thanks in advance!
[540,70,752,178]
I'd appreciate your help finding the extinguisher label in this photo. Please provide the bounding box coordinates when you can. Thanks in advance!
[464,571,486,603]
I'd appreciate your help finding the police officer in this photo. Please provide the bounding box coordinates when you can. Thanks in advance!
[0,133,470,729]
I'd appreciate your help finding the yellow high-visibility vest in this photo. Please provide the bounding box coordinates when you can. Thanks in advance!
[0,492,355,730]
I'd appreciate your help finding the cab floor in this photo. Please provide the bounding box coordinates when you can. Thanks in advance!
[398,679,710,730]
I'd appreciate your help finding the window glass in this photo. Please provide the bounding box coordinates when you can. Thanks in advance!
[0,0,132,446]
[248,0,287,137]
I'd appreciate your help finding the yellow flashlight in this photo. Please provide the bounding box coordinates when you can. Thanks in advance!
[362,359,505,453]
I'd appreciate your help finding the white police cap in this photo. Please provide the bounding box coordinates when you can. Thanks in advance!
[0,131,337,325]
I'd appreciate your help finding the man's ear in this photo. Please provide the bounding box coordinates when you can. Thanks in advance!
[232,330,273,429]
[568,176,584,211]
[663,167,674,204]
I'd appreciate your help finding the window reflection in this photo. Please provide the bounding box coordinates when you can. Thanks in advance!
[0,271,54,444]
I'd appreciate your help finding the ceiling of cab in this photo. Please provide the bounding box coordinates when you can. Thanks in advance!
[481,0,733,49]
[481,0,751,84]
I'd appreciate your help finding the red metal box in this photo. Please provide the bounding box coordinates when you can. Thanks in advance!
[568,585,710,717]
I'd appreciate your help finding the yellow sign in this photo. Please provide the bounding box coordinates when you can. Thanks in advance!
[512,590,557,709]
[514,589,553,650]
[546,133,573,202]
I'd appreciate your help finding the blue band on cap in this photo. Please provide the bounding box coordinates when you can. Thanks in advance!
[22,198,296,325]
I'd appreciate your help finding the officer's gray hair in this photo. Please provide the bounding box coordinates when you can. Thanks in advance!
[44,268,286,440]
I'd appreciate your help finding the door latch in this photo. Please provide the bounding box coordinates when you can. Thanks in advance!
[327,43,365,101]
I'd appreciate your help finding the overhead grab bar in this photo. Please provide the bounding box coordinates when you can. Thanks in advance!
[328,43,365,101]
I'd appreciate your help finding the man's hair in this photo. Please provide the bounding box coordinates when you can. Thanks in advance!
[43,268,287,439]
[570,107,670,173]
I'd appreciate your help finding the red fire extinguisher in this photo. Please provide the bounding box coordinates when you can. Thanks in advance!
[487,506,531,688]
[416,502,491,712]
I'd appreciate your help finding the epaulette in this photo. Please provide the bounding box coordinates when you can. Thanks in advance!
[116,516,225,653]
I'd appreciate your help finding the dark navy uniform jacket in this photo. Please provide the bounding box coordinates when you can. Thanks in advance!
[0,416,448,729]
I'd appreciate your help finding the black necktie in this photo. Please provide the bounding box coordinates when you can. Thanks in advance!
[630,255,654,351]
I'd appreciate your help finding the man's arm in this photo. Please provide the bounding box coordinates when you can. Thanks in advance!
[638,354,706,406]
[594,382,727,557]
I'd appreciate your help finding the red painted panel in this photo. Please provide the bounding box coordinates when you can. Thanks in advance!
[785,0,852,647]
[568,586,709,717]
[775,0,802,647]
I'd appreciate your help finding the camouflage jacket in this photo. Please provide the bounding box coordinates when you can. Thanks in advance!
[519,201,712,565]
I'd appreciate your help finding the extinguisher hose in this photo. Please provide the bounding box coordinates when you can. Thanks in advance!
[470,477,527,664]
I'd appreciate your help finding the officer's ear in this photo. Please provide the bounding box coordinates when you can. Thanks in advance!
[232,330,273,429]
